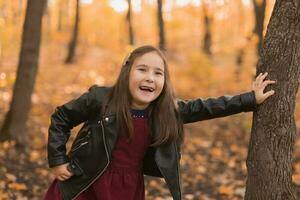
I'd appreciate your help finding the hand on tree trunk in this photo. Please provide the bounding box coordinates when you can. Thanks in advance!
[252,72,276,104]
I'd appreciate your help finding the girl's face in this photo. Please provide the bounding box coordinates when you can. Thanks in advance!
[129,51,165,109]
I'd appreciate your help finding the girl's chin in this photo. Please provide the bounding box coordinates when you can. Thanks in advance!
[131,103,150,110]
[131,98,154,109]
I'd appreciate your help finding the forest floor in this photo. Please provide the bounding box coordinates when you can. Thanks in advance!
[0,46,300,200]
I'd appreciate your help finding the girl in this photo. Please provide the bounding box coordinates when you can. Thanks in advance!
[44,45,276,200]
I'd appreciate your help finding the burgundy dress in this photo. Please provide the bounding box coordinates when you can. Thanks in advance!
[44,109,150,200]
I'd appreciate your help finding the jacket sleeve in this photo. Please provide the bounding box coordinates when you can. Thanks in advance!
[177,90,257,124]
[47,85,98,168]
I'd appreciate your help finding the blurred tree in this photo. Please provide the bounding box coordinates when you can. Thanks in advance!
[202,0,212,55]
[157,0,165,50]
[245,0,299,199]
[0,0,8,22]
[252,0,266,55]
[126,0,135,45]
[0,0,47,148]
[65,0,80,64]
[235,47,243,79]
[57,0,70,32]
[43,0,52,41]
[18,0,23,11]
[11,0,23,24]
[57,0,64,31]
[235,0,248,79]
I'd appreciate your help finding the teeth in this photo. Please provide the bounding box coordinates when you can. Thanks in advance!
[140,86,154,92]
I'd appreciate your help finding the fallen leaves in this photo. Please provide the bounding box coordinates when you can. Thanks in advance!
[8,183,27,191]
[0,190,9,200]
[5,173,16,182]
[218,185,234,196]
[210,147,223,158]
[0,142,49,199]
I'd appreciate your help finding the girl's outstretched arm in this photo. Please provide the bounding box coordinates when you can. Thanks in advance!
[178,72,276,124]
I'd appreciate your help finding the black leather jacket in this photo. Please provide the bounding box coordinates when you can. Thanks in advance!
[48,85,257,200]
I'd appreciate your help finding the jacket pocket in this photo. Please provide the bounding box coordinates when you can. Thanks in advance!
[68,158,84,176]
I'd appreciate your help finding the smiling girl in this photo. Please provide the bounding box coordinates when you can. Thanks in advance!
[44,45,276,200]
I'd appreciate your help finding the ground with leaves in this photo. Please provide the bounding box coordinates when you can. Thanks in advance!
[0,47,300,200]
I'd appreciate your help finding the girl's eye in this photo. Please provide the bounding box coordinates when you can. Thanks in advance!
[138,68,146,72]
[155,71,164,76]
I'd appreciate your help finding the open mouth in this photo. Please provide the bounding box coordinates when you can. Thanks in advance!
[139,86,155,92]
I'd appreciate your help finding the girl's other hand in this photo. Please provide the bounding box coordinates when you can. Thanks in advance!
[50,163,74,181]
[252,72,276,104]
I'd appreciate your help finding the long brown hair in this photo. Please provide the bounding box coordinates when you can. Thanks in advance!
[103,45,183,146]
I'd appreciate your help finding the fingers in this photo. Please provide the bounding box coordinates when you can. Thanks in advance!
[60,167,74,179]
[261,72,268,80]
[62,173,72,179]
[255,72,263,82]
[57,175,65,181]
[57,173,72,181]
[264,90,275,98]
[254,72,276,88]
[262,80,276,87]
[253,72,276,104]
[57,176,66,181]
[52,164,74,181]
[65,165,74,177]
[254,73,264,87]
[256,72,268,83]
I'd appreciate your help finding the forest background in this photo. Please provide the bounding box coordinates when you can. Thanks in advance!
[0,0,299,199]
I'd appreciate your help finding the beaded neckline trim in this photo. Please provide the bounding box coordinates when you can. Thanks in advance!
[131,108,148,118]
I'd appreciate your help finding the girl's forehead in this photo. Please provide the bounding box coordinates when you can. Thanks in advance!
[134,52,164,68]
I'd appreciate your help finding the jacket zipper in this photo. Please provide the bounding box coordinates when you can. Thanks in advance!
[72,130,91,145]
[71,120,110,200]
[70,131,91,153]
[70,141,88,153]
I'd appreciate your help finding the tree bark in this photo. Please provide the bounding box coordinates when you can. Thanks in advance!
[126,0,135,45]
[245,1,300,199]
[0,0,46,148]
[65,0,80,64]
[157,0,165,50]
[252,0,266,55]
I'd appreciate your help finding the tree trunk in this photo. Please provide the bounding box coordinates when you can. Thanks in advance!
[65,0,80,64]
[126,0,135,45]
[235,48,244,79]
[202,2,212,55]
[0,0,46,148]
[252,0,266,55]
[245,1,300,199]
[157,0,165,50]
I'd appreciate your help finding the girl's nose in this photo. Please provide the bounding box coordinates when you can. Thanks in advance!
[146,74,154,82]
